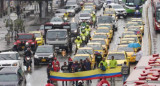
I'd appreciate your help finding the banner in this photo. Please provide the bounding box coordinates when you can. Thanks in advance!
[50,66,122,81]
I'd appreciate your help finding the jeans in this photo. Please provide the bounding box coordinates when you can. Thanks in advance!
[122,75,128,83]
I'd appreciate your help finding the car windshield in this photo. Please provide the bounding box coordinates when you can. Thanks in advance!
[107,53,125,60]
[117,46,134,52]
[156,8,160,23]
[126,23,138,28]
[80,14,90,17]
[87,44,102,50]
[104,11,115,14]
[18,34,32,40]
[0,74,18,82]
[34,33,41,38]
[73,56,89,62]
[93,35,107,39]
[50,17,63,22]
[96,29,110,33]
[0,53,19,60]
[90,40,106,45]
[112,5,123,9]
[98,25,111,29]
[77,49,93,54]
[36,46,53,53]
[127,28,140,32]
[81,10,92,13]
[122,33,135,37]
[66,2,77,5]
[124,37,138,42]
[71,23,77,30]
[126,0,142,6]
[97,16,112,24]
[47,31,67,39]
[40,25,52,30]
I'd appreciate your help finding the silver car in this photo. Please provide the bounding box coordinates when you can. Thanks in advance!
[79,13,92,24]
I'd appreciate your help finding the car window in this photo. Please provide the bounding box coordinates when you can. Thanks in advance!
[107,53,125,60]
[0,74,18,82]
[96,29,110,33]
[90,40,106,45]
[112,5,123,9]
[97,16,112,24]
[87,44,102,50]
[50,17,63,22]
[47,31,67,39]
[117,46,134,52]
[36,46,53,53]
[34,33,41,38]
[0,53,18,60]
[93,35,107,39]
[18,35,32,40]
[73,56,89,62]
[80,14,90,17]
[66,2,77,5]
[77,49,93,55]
[98,25,111,29]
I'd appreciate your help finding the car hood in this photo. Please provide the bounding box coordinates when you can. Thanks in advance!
[55,13,65,17]
[114,8,125,12]
[35,53,53,57]
[0,81,18,86]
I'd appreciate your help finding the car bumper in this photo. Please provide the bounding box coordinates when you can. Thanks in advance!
[34,58,52,63]
[116,13,127,16]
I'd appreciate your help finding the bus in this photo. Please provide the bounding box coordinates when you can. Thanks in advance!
[122,0,145,14]
[151,0,160,31]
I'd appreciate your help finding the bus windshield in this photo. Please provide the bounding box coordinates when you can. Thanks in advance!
[156,8,160,23]
[126,0,142,6]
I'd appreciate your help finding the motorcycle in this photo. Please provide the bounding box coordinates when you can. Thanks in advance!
[134,9,141,17]
[24,56,32,72]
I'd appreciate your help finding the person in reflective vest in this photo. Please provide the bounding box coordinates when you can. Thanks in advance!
[109,56,117,68]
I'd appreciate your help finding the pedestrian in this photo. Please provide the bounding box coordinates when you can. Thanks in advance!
[136,48,143,63]
[45,80,54,86]
[61,62,69,86]
[109,56,117,69]
[71,67,76,86]
[99,58,108,69]
[100,63,106,71]
[81,60,86,71]
[72,60,80,72]
[121,62,130,84]
[95,51,102,68]
[85,58,92,84]
[52,57,60,72]
[68,59,73,73]
[47,63,52,79]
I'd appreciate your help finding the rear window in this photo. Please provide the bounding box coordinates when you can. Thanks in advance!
[107,53,125,60]
[80,14,90,17]
[18,34,33,40]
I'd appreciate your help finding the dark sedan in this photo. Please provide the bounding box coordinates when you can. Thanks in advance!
[71,23,80,37]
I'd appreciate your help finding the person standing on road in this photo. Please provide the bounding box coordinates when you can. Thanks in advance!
[85,58,92,84]
[136,48,143,63]
[109,56,117,69]
[95,51,103,68]
[52,57,60,72]
[99,58,108,69]
[121,61,130,83]
[61,62,69,86]
[47,63,53,79]
[45,80,54,86]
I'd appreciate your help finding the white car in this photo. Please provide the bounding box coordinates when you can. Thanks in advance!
[79,13,92,24]
[50,17,64,25]
[0,51,20,60]
[108,3,127,18]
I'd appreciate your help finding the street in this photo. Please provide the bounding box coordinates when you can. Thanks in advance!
[0,0,158,86]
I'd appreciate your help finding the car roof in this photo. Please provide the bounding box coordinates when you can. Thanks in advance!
[0,67,19,74]
[29,31,41,34]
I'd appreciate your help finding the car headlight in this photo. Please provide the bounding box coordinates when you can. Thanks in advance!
[49,55,53,58]
[34,55,38,58]
[74,30,77,33]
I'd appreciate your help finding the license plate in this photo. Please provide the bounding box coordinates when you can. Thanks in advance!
[41,59,46,62]
[55,47,59,49]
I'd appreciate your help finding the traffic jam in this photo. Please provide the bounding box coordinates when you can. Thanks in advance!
[1,0,160,86]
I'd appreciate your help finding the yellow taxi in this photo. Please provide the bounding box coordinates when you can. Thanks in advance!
[97,24,113,31]
[117,45,137,63]
[119,38,136,45]
[125,26,144,36]
[87,42,107,57]
[106,51,130,67]
[29,31,44,45]
[73,54,95,69]
[123,35,141,44]
[91,33,110,43]
[77,47,95,58]
[90,38,109,54]
[96,27,113,39]
[103,8,118,21]
[125,22,144,34]
[122,31,142,41]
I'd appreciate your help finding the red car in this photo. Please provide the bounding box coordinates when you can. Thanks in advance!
[13,33,37,51]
